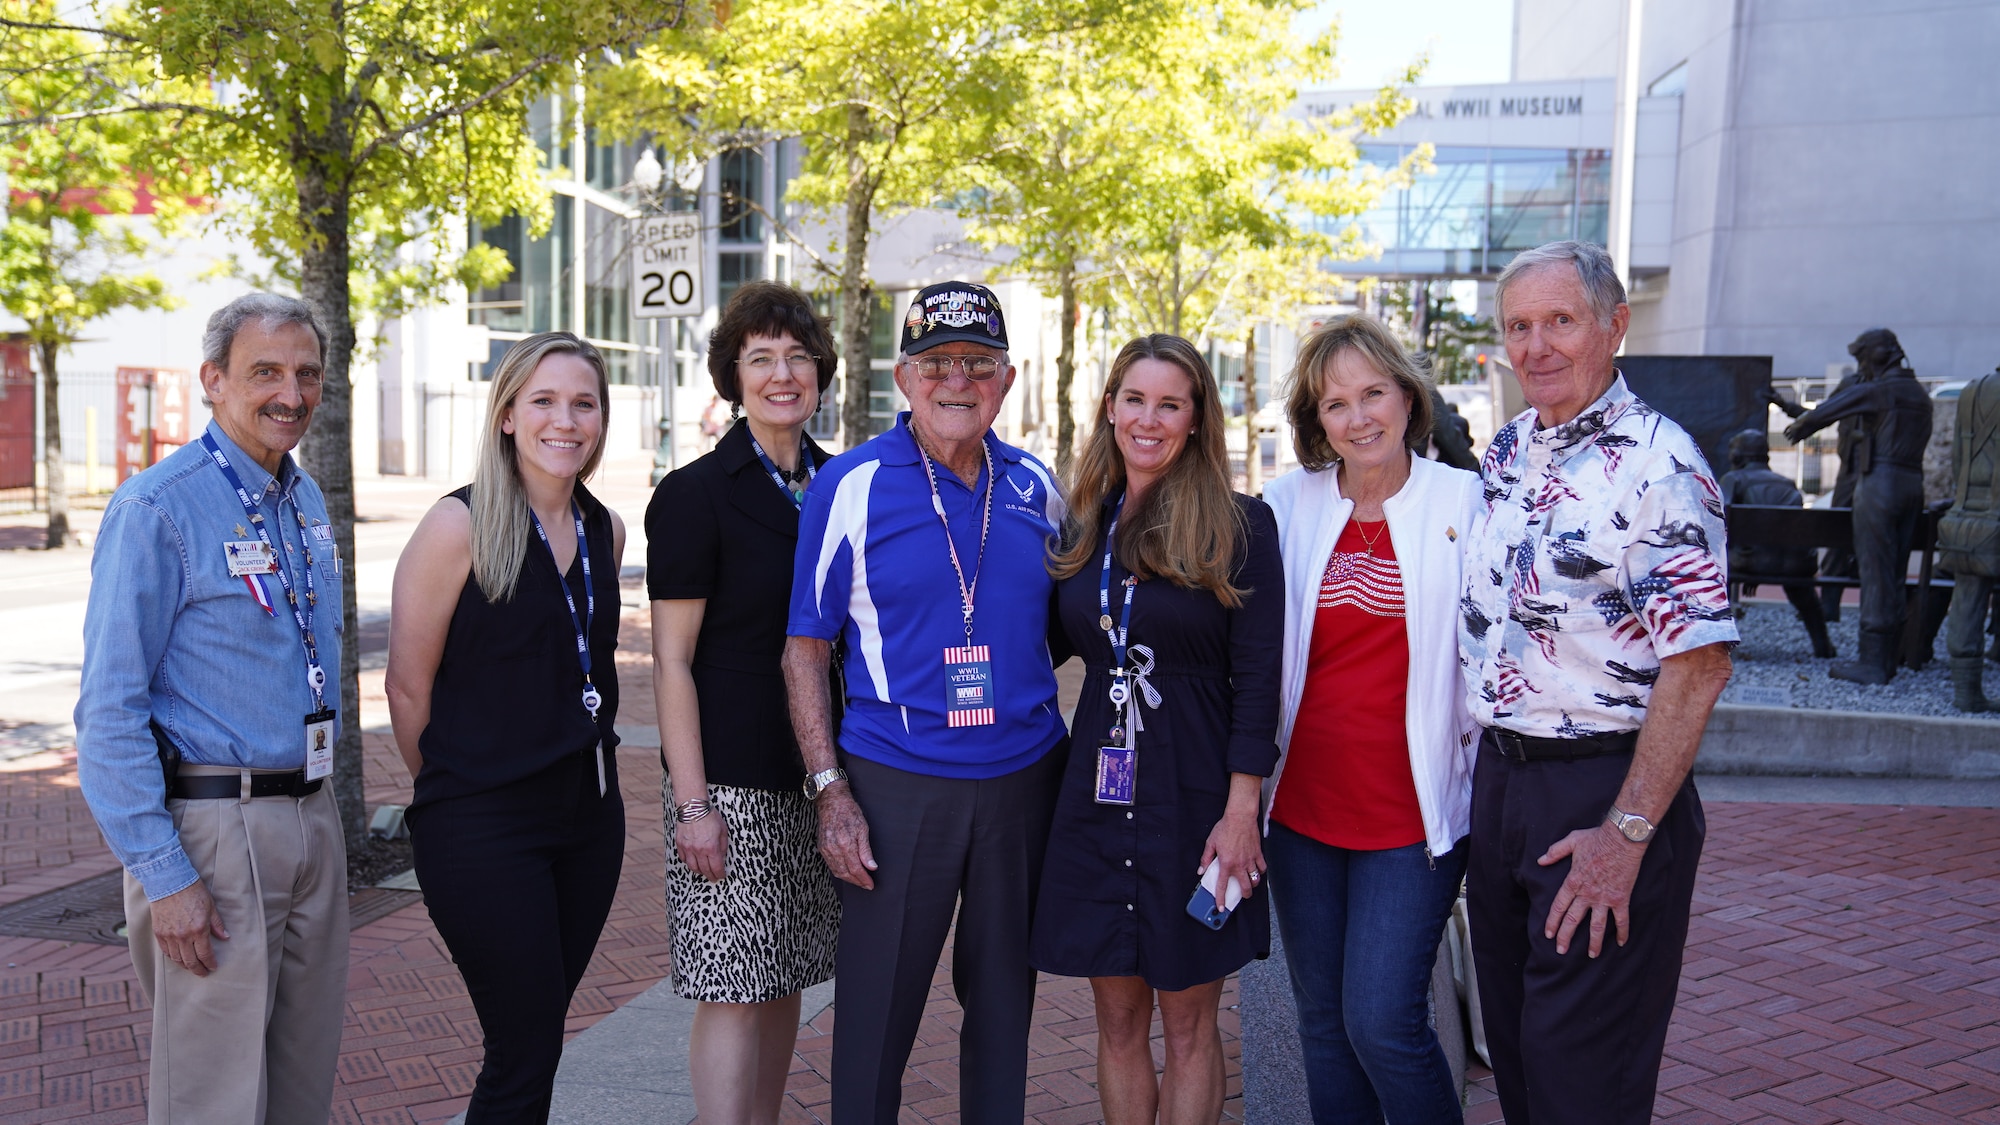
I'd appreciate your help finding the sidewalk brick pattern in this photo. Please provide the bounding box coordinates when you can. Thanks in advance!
[5,598,2000,1124]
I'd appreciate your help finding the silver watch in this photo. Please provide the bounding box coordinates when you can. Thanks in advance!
[1606,805,1656,843]
[802,767,848,801]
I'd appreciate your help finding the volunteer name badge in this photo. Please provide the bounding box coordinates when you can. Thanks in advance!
[943,644,995,728]
[224,540,278,576]
[1095,745,1136,806]
[304,708,335,781]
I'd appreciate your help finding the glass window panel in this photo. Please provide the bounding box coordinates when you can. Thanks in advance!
[719,148,764,242]
[584,202,632,344]
[719,251,763,307]
[531,96,567,172]
[870,290,898,361]
[1488,149,1574,251]
[1400,146,1489,252]
[469,217,526,333]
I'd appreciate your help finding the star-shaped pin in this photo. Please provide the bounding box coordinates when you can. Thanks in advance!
[234,524,248,538]
[305,590,317,605]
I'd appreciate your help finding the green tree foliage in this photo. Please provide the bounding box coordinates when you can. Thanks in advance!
[0,0,198,547]
[2,0,684,847]
[959,0,1426,471]
[596,0,1041,448]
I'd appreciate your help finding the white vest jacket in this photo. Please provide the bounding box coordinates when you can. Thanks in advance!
[1261,455,1480,857]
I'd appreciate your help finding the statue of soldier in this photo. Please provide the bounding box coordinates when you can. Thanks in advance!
[1719,429,1836,658]
[1784,329,1933,685]
[1768,368,1869,622]
[1939,366,2000,710]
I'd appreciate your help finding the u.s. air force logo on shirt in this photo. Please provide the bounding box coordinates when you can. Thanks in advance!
[1003,473,1051,523]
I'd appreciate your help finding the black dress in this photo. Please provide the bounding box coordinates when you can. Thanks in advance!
[1030,492,1284,991]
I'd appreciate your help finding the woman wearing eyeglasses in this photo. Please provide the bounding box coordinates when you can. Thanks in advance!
[646,281,841,1125]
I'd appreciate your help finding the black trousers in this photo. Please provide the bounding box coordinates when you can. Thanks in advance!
[1466,737,1703,1125]
[410,750,626,1125]
[831,747,1065,1125]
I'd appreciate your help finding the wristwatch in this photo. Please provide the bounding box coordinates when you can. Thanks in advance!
[802,767,848,801]
[1606,805,1656,843]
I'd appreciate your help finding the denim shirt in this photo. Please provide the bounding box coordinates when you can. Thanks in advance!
[75,421,344,901]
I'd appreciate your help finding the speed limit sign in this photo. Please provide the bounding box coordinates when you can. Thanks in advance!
[632,213,703,319]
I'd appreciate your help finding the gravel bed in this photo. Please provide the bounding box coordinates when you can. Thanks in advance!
[1725,599,2000,721]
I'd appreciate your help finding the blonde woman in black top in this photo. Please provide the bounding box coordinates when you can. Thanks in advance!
[387,332,627,1124]
[646,281,841,1125]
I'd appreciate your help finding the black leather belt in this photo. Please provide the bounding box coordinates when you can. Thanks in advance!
[169,770,322,800]
[1483,727,1638,763]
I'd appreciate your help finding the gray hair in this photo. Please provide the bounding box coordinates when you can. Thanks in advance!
[1494,240,1627,327]
[202,293,328,370]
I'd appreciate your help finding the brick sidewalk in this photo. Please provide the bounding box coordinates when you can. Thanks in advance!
[6,594,2000,1124]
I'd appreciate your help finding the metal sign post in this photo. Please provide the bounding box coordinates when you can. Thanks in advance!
[635,212,702,476]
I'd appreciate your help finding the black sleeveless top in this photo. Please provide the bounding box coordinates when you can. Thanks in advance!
[414,483,621,805]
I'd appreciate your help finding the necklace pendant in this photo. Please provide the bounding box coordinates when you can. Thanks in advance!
[1099,613,1113,632]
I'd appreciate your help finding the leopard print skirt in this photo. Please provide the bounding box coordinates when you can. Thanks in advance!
[662,779,840,1003]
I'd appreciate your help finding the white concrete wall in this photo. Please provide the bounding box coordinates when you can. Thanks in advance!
[1511,0,1621,80]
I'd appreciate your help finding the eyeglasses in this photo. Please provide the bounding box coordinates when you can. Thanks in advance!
[738,354,820,374]
[912,354,1002,381]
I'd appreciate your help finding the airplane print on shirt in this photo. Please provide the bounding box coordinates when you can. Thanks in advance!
[1457,375,1739,738]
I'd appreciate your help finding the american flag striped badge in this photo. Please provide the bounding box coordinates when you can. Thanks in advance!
[943,644,995,727]
[242,572,276,616]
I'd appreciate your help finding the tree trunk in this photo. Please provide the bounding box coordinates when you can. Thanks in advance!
[1242,324,1260,495]
[296,167,366,854]
[1055,258,1078,477]
[37,336,72,548]
[838,104,877,450]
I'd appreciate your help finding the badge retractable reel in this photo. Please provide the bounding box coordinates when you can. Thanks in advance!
[1095,496,1158,805]
[202,434,335,781]
[532,502,607,796]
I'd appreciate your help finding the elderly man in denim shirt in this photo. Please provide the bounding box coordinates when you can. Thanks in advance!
[75,293,349,1124]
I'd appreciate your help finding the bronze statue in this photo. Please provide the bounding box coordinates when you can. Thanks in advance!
[1784,329,1933,684]
[1940,366,2000,710]
[1720,429,1836,657]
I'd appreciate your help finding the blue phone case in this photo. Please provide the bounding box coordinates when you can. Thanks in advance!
[1186,883,1231,930]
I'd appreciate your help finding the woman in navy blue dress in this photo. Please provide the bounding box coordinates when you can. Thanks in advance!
[1032,334,1283,1125]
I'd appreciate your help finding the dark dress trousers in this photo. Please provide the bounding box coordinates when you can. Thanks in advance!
[1031,493,1285,990]
[646,420,834,790]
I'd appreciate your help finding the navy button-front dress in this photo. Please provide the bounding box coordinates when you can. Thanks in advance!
[1030,493,1285,991]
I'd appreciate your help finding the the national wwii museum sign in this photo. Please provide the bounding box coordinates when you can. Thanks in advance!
[1295,79,1615,150]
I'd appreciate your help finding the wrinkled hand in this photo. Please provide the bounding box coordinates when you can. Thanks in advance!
[676,813,728,883]
[151,880,229,977]
[1539,823,1647,957]
[816,785,877,891]
[1199,809,1266,901]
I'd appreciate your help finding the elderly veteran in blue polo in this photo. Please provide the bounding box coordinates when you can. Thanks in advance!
[783,280,1066,1125]
[1459,240,1736,1125]
[76,293,349,1124]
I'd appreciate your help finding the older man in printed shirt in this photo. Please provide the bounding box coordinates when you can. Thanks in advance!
[1459,241,1736,1125]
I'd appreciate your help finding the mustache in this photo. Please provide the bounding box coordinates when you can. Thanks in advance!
[261,405,311,422]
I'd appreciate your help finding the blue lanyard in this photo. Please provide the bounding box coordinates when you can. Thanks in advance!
[748,432,815,509]
[530,502,601,719]
[1098,495,1136,677]
[200,433,325,711]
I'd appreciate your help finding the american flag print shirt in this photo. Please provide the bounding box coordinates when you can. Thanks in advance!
[1458,375,1738,737]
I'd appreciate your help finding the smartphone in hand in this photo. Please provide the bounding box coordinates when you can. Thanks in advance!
[1186,859,1245,931]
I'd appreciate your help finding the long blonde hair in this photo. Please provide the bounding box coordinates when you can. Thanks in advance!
[470,332,610,602]
[1049,334,1246,607]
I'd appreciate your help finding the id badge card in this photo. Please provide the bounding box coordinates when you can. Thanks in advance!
[303,709,335,781]
[224,539,277,577]
[943,644,995,728]
[1094,745,1136,805]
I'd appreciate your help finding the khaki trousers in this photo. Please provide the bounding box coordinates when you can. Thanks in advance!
[124,768,349,1125]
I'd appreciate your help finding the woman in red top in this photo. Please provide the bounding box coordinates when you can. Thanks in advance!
[1260,315,1480,1124]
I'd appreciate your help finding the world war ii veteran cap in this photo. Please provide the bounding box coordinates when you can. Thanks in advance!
[902,281,1009,354]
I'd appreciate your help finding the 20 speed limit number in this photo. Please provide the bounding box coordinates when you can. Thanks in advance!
[632,214,703,319]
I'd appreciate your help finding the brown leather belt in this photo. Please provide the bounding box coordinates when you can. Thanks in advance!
[1483,727,1638,763]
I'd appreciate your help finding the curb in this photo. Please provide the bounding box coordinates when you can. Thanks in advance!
[1697,702,2000,779]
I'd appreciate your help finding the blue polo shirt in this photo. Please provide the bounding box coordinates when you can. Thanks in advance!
[789,413,1068,779]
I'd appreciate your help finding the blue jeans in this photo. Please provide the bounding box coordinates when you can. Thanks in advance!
[1266,823,1468,1125]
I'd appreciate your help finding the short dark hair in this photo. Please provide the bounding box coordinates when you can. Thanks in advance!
[1284,314,1436,472]
[706,281,838,404]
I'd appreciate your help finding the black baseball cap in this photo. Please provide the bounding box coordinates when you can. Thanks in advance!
[901,281,1009,354]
